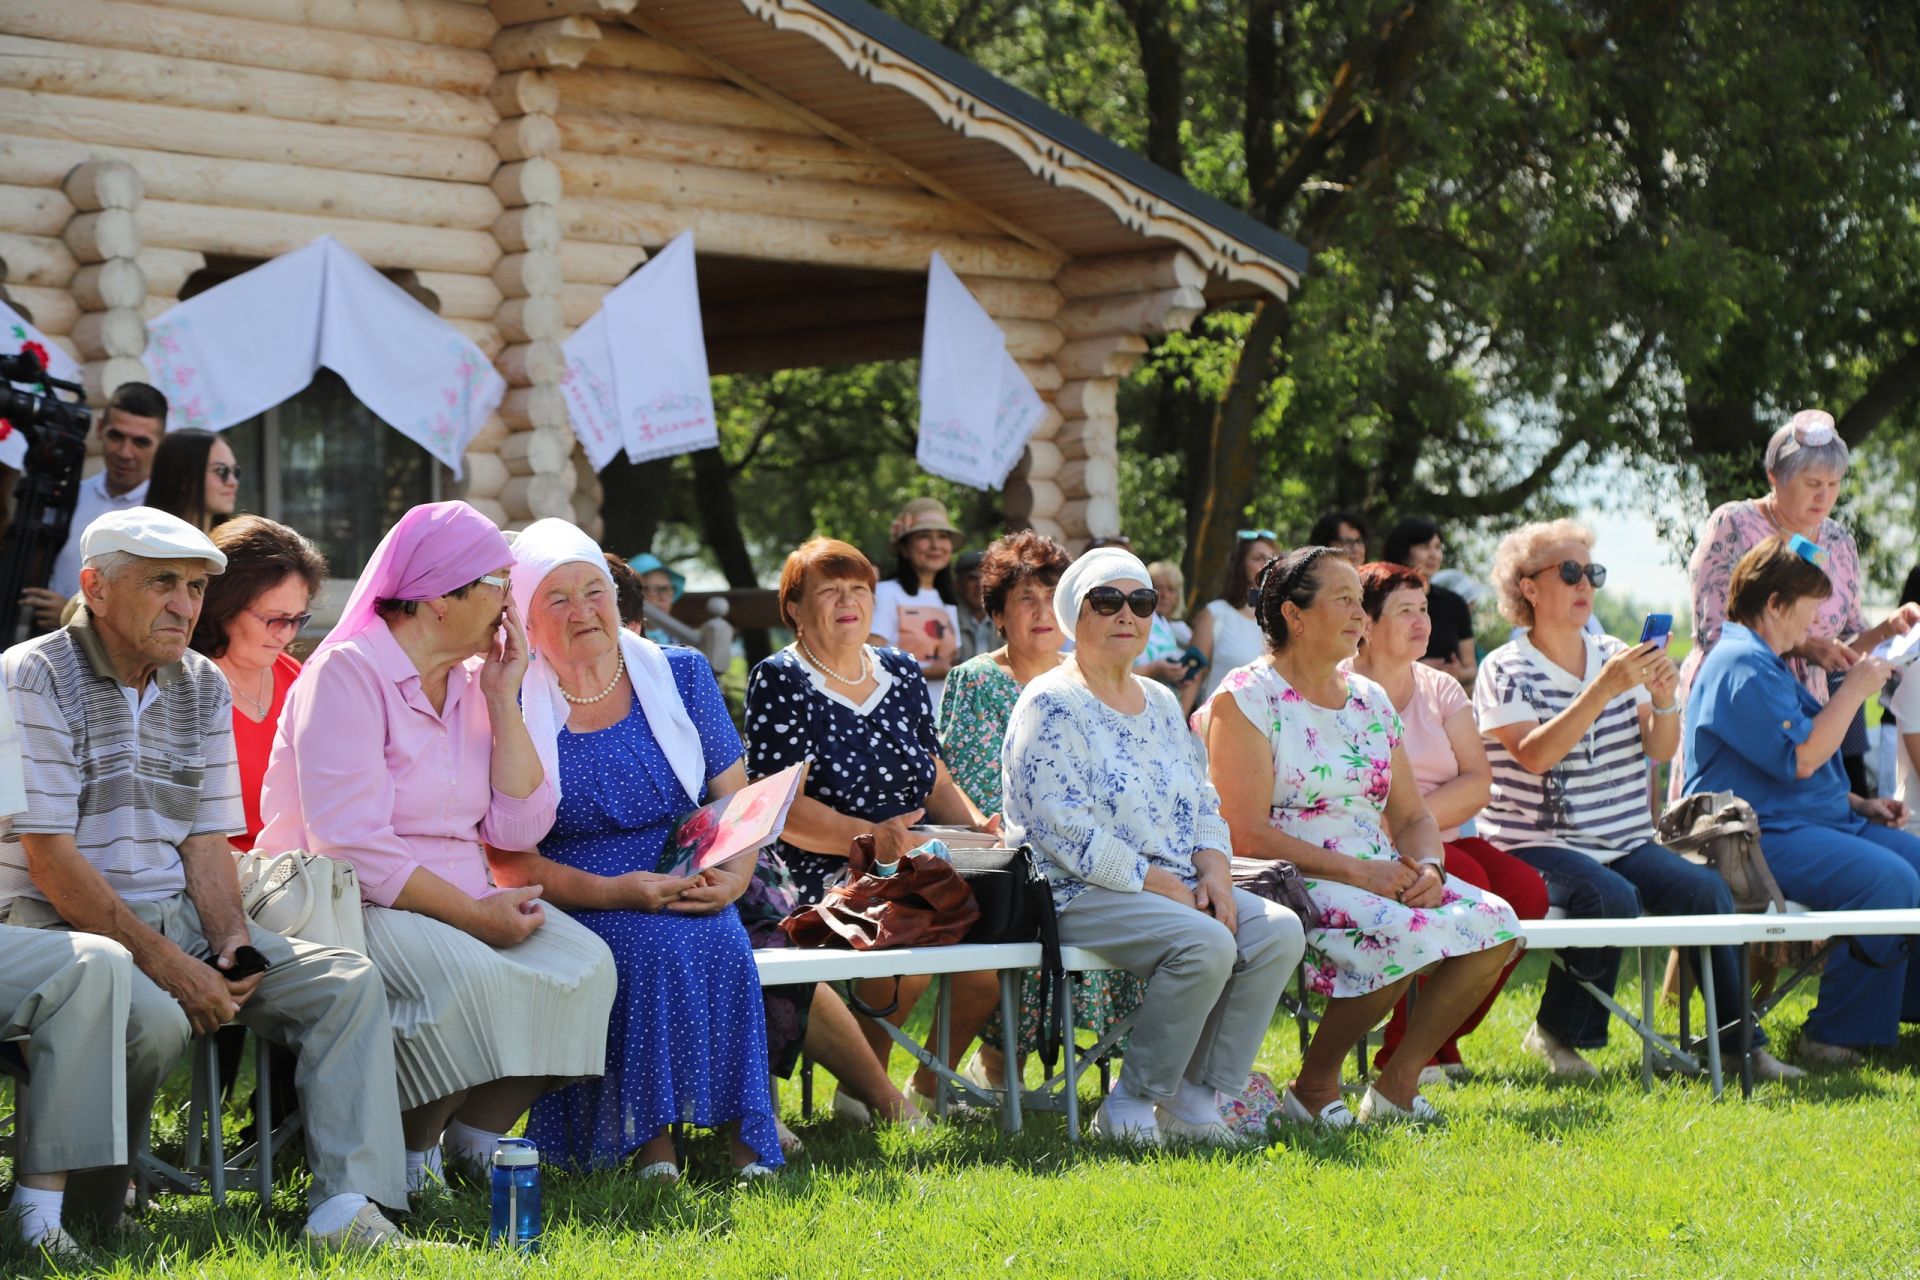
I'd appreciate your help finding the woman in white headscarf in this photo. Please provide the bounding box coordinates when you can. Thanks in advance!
[494,519,779,1180]
[1001,548,1305,1146]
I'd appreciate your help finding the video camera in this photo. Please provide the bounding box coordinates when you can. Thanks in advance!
[0,349,94,642]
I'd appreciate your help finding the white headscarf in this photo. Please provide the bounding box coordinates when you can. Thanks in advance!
[510,519,705,805]
[1053,546,1154,633]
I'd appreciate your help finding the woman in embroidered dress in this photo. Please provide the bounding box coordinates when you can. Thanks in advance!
[1201,547,1520,1126]
[939,531,1145,1089]
[747,538,997,1120]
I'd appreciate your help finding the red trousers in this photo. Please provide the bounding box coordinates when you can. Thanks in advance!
[1375,836,1548,1069]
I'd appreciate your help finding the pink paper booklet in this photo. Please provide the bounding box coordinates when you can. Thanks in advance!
[659,760,810,878]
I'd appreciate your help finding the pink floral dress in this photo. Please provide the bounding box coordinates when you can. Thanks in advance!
[1206,662,1520,999]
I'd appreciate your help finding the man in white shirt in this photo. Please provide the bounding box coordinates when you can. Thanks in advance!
[18,382,167,630]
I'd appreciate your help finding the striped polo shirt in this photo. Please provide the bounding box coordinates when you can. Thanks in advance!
[1473,630,1654,863]
[0,609,242,906]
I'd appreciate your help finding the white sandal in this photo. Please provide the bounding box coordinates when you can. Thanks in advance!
[1279,1087,1355,1129]
[636,1161,680,1183]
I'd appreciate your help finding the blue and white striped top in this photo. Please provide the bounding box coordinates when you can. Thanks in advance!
[1472,631,1654,863]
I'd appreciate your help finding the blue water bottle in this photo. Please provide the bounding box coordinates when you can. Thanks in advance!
[488,1137,541,1252]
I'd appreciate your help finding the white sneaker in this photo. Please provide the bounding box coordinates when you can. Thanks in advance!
[1356,1084,1443,1126]
[1155,1109,1241,1146]
[636,1161,680,1183]
[1088,1095,1161,1146]
[304,1203,446,1253]
[1278,1087,1355,1129]
[19,1222,83,1263]
[1416,1064,1448,1088]
[831,1090,873,1124]
[1522,1022,1600,1078]
[1748,1049,1805,1082]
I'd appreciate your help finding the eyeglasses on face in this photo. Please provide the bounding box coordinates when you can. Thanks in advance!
[1085,586,1159,618]
[1533,560,1607,588]
[246,608,312,638]
[209,463,242,483]
[477,573,511,591]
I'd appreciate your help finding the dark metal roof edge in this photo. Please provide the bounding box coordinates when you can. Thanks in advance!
[802,0,1311,278]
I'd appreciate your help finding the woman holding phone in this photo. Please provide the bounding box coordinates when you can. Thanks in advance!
[1472,520,1798,1081]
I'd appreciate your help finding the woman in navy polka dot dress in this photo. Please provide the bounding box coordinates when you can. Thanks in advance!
[746,538,1002,1117]
[498,524,779,1179]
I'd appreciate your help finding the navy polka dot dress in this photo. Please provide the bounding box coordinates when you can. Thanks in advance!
[745,646,941,904]
[524,649,780,1169]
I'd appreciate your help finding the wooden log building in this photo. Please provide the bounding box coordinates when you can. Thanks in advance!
[0,0,1306,581]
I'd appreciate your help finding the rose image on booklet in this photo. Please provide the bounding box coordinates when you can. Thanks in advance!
[658,759,810,878]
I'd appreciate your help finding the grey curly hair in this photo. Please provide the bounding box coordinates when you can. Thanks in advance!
[1490,519,1595,628]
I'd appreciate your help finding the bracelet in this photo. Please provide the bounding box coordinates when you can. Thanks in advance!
[1651,701,1679,717]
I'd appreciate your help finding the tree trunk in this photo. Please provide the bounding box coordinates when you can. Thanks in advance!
[689,445,771,664]
[1117,0,1187,177]
[595,454,675,557]
[1183,301,1291,611]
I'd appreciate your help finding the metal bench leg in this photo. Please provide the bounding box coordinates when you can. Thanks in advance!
[800,1052,813,1120]
[1696,946,1723,1100]
[1060,978,1080,1142]
[1738,946,1755,1099]
[1638,949,1655,1092]
[198,1036,226,1208]
[254,1033,274,1203]
[997,969,1022,1134]
[934,975,952,1121]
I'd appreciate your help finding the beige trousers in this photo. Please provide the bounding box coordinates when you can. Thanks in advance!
[6,893,408,1211]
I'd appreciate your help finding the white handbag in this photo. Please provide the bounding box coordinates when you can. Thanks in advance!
[235,849,369,956]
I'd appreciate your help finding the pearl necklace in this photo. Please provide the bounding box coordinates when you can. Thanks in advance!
[560,652,625,705]
[798,636,868,685]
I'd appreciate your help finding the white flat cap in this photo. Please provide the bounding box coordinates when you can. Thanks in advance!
[81,507,227,574]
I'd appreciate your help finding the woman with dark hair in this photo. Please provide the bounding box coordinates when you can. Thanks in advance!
[1308,511,1370,566]
[1384,516,1475,683]
[1347,561,1548,1082]
[937,531,1146,1087]
[870,497,962,714]
[1200,547,1519,1124]
[1188,529,1277,709]
[1686,536,1919,1065]
[145,427,239,533]
[189,515,327,851]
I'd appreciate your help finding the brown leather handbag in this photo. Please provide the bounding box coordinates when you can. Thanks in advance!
[780,834,981,952]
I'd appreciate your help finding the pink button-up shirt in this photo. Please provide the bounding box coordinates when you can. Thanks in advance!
[255,622,556,908]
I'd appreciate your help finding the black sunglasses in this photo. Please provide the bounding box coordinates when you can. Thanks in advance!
[210,463,242,483]
[1535,560,1607,588]
[1085,586,1159,618]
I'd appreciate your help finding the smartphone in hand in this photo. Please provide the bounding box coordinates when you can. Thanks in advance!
[1639,613,1674,647]
[208,945,271,981]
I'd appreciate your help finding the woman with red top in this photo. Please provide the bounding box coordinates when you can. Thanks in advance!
[1346,561,1549,1082]
[189,515,327,850]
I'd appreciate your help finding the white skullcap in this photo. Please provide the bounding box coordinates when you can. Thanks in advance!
[1054,546,1153,633]
[81,507,226,573]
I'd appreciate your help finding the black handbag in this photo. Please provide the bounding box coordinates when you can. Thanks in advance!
[945,845,1067,1072]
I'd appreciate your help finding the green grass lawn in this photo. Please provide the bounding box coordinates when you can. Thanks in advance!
[5,953,1917,1278]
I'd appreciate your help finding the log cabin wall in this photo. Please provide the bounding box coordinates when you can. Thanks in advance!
[0,0,1273,551]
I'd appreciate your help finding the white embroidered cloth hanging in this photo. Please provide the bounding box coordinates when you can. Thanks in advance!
[560,231,717,470]
[916,251,1046,491]
[0,300,85,473]
[142,236,503,478]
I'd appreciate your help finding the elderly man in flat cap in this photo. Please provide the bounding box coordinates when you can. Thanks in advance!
[0,508,417,1253]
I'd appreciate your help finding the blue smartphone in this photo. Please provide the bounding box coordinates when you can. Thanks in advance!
[1639,613,1674,646]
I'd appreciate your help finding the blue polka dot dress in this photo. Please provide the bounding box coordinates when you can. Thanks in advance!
[525,649,780,1170]
[745,646,941,904]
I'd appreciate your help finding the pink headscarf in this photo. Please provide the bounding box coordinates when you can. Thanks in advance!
[316,500,513,653]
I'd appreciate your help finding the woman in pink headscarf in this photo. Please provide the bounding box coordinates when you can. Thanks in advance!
[257,501,615,1195]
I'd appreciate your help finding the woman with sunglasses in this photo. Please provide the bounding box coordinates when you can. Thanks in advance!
[1475,520,1798,1081]
[1003,547,1304,1144]
[145,427,240,533]
[190,516,326,852]
[1187,529,1278,711]
[1201,548,1520,1126]
[1676,411,1920,799]
[257,501,617,1193]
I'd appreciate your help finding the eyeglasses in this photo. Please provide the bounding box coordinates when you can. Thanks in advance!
[246,608,312,639]
[1237,529,1277,542]
[1085,586,1158,618]
[209,464,242,483]
[478,573,510,591]
[1532,560,1607,588]
[1335,536,1367,549]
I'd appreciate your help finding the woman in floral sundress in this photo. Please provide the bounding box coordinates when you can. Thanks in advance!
[1201,547,1520,1127]
[938,532,1144,1086]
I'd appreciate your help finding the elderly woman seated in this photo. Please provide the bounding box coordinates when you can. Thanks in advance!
[1201,548,1519,1126]
[1003,547,1303,1144]
[746,538,998,1122]
[257,501,618,1190]
[1473,520,1797,1081]
[478,519,779,1178]
[1684,536,1920,1066]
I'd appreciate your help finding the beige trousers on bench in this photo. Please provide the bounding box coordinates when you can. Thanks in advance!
[1056,886,1303,1103]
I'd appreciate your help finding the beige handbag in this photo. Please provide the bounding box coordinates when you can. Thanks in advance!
[234,850,369,956]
